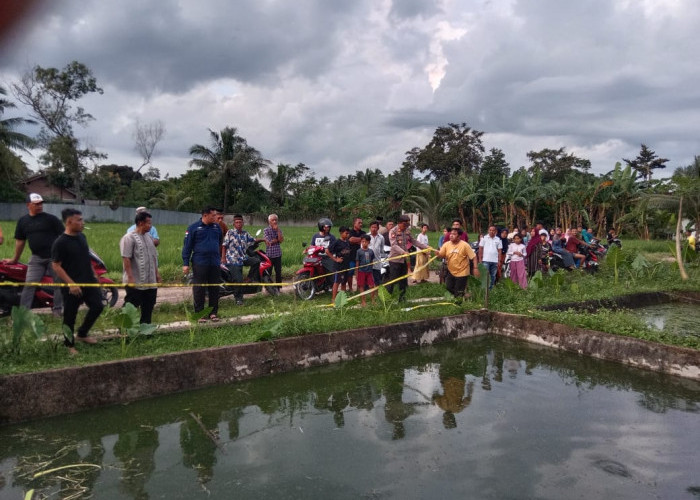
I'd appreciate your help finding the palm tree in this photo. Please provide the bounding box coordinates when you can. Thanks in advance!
[444,173,483,234]
[407,180,446,230]
[189,127,269,212]
[0,85,36,152]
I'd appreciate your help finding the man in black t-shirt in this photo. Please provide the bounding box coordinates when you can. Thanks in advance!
[330,226,352,302]
[3,193,64,314]
[52,208,104,352]
[346,217,365,293]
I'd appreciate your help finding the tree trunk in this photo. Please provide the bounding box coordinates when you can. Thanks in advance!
[676,197,689,280]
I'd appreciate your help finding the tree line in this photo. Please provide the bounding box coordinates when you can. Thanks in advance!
[1,61,698,239]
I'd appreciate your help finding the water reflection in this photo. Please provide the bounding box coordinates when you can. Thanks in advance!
[1,337,699,499]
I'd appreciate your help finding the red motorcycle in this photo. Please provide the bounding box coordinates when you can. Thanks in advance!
[293,244,334,300]
[0,250,119,317]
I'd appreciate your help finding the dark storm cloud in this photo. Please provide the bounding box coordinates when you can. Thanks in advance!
[2,0,699,178]
[2,0,365,93]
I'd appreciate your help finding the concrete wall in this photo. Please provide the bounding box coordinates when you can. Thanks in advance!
[0,203,200,225]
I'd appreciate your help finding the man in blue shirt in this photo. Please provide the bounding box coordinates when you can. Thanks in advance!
[127,206,159,246]
[182,206,222,322]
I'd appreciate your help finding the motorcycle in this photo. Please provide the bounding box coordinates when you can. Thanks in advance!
[187,234,279,298]
[0,249,119,317]
[293,243,334,300]
[578,243,600,273]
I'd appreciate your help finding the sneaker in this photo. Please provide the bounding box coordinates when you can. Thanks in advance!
[236,299,244,306]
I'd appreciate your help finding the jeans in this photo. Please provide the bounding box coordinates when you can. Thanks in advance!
[21,254,63,312]
[484,261,498,289]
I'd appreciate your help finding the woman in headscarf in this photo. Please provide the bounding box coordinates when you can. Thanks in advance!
[497,227,509,282]
[526,228,541,277]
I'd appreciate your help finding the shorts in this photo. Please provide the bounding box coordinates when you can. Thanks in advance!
[356,271,375,291]
[347,260,356,276]
[334,268,349,284]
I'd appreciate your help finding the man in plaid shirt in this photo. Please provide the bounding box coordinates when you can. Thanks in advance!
[263,214,284,288]
[221,214,263,305]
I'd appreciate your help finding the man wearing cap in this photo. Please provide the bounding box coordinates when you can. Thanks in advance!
[386,214,431,301]
[127,206,159,246]
[3,193,64,315]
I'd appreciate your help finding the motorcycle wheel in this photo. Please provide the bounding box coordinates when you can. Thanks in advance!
[263,274,280,296]
[102,286,119,308]
[293,272,316,300]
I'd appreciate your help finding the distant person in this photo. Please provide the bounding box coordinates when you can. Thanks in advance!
[412,223,430,283]
[263,214,284,288]
[330,226,352,302]
[127,206,159,246]
[120,210,160,324]
[51,208,104,353]
[478,225,502,290]
[0,224,3,245]
[347,217,365,293]
[368,220,386,286]
[215,209,228,235]
[4,193,64,315]
[506,233,528,289]
[311,217,337,274]
[383,220,395,246]
[497,228,509,282]
[355,234,377,307]
[182,206,222,322]
[451,219,469,242]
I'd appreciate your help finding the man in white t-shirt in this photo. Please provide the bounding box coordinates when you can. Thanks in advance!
[478,225,502,290]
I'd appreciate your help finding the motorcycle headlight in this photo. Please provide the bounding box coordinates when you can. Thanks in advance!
[307,248,315,255]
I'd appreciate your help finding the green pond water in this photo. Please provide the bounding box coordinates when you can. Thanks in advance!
[1,337,699,499]
[638,302,700,336]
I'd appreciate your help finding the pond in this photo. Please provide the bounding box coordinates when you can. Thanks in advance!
[638,302,700,337]
[1,337,698,499]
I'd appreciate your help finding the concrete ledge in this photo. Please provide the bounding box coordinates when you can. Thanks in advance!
[489,312,700,380]
[0,311,490,425]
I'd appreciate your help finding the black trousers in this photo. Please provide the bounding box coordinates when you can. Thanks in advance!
[61,287,104,346]
[445,272,468,298]
[386,261,408,301]
[192,264,220,315]
[269,256,283,284]
[124,287,158,324]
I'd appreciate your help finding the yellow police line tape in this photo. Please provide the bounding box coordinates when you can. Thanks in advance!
[1,248,437,289]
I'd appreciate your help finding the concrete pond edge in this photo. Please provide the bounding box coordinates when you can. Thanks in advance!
[2,305,699,425]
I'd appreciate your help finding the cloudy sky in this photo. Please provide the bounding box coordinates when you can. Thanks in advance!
[2,0,699,181]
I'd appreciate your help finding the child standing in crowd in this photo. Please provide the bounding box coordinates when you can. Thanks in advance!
[412,223,430,283]
[507,233,528,289]
[355,234,376,306]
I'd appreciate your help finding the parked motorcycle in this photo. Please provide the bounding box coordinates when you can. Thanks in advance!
[220,239,280,297]
[0,249,119,317]
[186,234,279,298]
[293,243,334,300]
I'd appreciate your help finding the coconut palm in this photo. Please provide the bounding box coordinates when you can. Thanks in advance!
[189,127,269,212]
[0,85,36,152]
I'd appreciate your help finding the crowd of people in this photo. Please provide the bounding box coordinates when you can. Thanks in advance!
[4,194,682,354]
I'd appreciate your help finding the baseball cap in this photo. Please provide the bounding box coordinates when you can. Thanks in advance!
[135,206,148,213]
[27,193,43,203]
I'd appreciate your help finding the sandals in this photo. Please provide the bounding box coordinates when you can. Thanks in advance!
[197,314,221,324]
